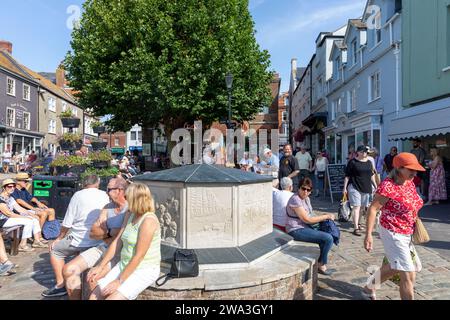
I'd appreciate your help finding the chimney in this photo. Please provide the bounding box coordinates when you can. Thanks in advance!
[56,65,66,88]
[291,58,298,88]
[0,40,13,55]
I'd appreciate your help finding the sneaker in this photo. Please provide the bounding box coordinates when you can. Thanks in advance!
[0,263,14,276]
[2,260,18,269]
[42,286,67,297]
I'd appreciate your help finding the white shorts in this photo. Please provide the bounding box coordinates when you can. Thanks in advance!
[97,264,160,300]
[379,225,422,272]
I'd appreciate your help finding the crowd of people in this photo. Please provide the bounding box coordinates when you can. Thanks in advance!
[1,149,39,174]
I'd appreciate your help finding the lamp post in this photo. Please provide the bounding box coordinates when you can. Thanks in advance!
[225,72,233,129]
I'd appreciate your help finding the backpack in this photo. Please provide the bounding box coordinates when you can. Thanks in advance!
[42,220,61,240]
[155,249,199,286]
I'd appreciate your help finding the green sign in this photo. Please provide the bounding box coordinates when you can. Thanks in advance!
[34,190,50,197]
[111,147,125,154]
[33,180,53,189]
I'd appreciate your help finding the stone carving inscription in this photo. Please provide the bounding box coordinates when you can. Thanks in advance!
[150,187,181,246]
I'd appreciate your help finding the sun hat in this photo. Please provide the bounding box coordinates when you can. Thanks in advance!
[393,152,425,171]
[16,172,32,181]
[1,179,16,188]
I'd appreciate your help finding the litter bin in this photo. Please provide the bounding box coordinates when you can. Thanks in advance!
[32,175,81,221]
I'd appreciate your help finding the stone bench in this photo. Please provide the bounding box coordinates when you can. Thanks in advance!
[0,225,23,256]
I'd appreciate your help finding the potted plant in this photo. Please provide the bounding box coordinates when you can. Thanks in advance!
[59,109,80,128]
[88,150,113,168]
[91,137,108,151]
[50,155,90,176]
[80,167,120,191]
[91,120,106,134]
[58,132,83,151]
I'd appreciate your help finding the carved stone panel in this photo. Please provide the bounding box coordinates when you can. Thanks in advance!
[147,185,182,247]
[186,186,234,248]
[237,182,273,246]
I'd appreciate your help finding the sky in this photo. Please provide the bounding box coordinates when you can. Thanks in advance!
[0,0,367,93]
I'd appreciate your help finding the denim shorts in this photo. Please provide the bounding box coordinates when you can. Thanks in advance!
[348,184,370,208]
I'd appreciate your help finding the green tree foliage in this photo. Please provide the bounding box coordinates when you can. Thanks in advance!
[65,0,273,135]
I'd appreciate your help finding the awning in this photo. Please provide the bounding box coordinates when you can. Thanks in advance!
[388,106,450,141]
[302,112,327,134]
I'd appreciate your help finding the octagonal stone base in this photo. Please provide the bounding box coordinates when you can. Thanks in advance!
[139,243,319,300]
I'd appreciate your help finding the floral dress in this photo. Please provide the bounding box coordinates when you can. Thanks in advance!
[428,159,447,201]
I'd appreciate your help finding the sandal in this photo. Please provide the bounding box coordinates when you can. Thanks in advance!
[353,229,362,236]
[18,245,34,252]
[32,241,48,248]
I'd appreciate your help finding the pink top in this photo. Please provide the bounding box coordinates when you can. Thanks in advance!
[377,178,423,235]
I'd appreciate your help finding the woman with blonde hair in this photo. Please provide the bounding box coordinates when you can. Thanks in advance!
[425,148,447,206]
[90,183,161,300]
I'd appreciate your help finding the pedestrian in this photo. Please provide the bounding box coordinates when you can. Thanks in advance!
[263,148,280,171]
[90,183,161,300]
[295,145,313,181]
[0,179,46,252]
[364,153,425,300]
[425,148,447,206]
[42,175,110,298]
[285,177,336,275]
[2,149,11,174]
[312,151,328,198]
[369,147,383,182]
[272,177,294,232]
[343,145,378,236]
[63,178,129,300]
[278,144,300,192]
[347,145,357,163]
[238,152,253,172]
[252,155,263,174]
[383,146,398,177]
[410,139,427,196]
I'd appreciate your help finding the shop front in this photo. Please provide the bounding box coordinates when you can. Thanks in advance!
[301,112,327,155]
[324,110,383,164]
[3,129,44,156]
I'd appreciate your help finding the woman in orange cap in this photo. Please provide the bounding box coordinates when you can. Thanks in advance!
[363,152,425,300]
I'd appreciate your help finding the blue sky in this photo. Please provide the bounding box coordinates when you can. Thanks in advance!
[0,0,367,93]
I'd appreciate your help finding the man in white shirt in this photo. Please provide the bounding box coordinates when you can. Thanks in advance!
[239,152,253,171]
[295,145,313,181]
[42,175,110,298]
[272,177,294,232]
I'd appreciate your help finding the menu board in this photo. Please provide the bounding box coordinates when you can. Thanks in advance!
[326,164,346,203]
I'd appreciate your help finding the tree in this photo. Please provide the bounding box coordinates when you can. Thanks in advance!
[65,0,273,145]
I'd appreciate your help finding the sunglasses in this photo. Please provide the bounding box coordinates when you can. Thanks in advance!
[5,184,15,189]
[301,187,312,192]
[107,187,121,193]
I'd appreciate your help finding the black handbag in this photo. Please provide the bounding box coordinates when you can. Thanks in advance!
[155,249,199,286]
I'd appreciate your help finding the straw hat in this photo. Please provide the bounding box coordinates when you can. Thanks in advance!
[1,178,16,188]
[16,172,32,181]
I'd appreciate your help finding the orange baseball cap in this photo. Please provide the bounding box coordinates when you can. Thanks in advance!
[393,152,425,171]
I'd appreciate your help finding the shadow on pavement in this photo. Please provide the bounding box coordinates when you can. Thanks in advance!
[423,240,450,251]
[315,278,366,300]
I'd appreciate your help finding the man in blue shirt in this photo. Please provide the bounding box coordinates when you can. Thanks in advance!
[263,148,280,170]
[11,172,56,228]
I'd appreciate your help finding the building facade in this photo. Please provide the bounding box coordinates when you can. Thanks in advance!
[278,92,289,147]
[0,43,44,155]
[126,124,143,153]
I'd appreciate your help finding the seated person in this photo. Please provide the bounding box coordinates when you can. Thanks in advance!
[0,232,16,276]
[11,173,56,228]
[272,177,294,232]
[62,178,129,300]
[286,177,335,276]
[0,179,46,252]
[239,152,253,171]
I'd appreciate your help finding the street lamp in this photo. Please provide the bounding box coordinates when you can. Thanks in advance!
[225,72,233,129]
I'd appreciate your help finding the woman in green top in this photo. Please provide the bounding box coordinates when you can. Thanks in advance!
[90,183,161,300]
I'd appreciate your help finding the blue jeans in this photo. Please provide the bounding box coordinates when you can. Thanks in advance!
[289,227,334,265]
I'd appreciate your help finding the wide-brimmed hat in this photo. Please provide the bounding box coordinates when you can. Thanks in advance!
[1,178,16,188]
[393,152,425,171]
[16,172,32,181]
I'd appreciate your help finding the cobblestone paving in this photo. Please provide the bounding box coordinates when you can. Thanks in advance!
[312,197,450,300]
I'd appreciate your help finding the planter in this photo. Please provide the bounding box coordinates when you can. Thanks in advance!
[69,164,88,176]
[53,165,70,176]
[92,142,108,151]
[61,117,81,129]
[59,140,74,151]
[74,141,83,150]
[93,126,106,134]
[93,160,109,169]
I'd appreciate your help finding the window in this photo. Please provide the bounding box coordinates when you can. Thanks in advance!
[369,72,381,101]
[260,106,269,114]
[72,108,78,117]
[7,77,15,96]
[48,97,56,112]
[114,138,120,147]
[23,112,30,130]
[138,131,142,141]
[331,101,336,120]
[48,119,56,134]
[131,131,137,141]
[348,88,357,112]
[281,123,288,136]
[282,111,288,122]
[284,97,289,106]
[23,84,30,101]
[374,12,382,45]
[336,97,342,114]
[334,57,340,80]
[352,39,358,65]
[62,102,67,112]
[6,108,15,127]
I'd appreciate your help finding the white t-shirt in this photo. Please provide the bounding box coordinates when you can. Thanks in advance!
[239,158,253,166]
[295,152,312,170]
[62,188,110,248]
[272,188,294,227]
[315,157,328,173]
[3,152,11,164]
